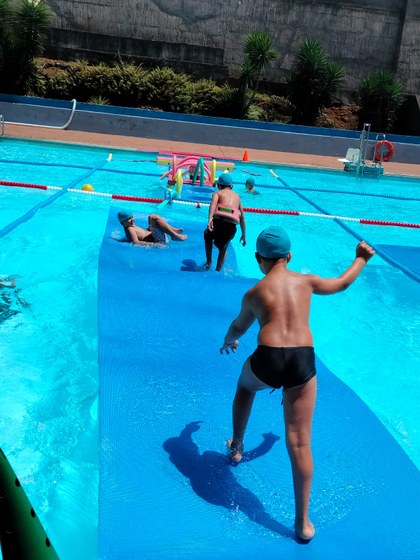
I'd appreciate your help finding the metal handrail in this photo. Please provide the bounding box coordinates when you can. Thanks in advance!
[357,123,377,175]
[4,98,77,130]
[374,133,386,165]
[0,114,4,136]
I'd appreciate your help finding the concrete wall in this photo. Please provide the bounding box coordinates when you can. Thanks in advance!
[1,95,419,163]
[44,0,420,96]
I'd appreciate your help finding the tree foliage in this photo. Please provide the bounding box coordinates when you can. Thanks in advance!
[0,0,51,91]
[287,38,345,125]
[238,31,278,116]
[356,70,405,132]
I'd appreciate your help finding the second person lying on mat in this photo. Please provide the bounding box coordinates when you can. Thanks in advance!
[118,211,187,244]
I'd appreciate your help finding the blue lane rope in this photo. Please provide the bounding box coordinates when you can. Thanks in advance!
[270,169,420,285]
[0,156,111,239]
[0,158,92,170]
[0,158,162,178]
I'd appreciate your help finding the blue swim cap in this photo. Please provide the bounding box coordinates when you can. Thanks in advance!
[118,211,133,223]
[256,226,291,259]
[246,177,255,186]
[217,173,233,187]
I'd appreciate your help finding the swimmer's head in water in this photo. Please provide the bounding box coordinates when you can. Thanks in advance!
[246,177,255,189]
[217,173,233,188]
[118,211,133,224]
[256,226,291,259]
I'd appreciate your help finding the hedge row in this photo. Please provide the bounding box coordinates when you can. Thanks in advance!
[30,59,294,122]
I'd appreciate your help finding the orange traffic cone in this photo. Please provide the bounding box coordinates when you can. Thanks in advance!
[242,150,249,162]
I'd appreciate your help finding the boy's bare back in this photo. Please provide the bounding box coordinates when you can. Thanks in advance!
[246,267,315,347]
[224,239,375,352]
[214,188,242,209]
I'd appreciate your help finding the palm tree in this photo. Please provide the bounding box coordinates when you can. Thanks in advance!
[16,0,51,59]
[239,31,278,115]
[0,0,51,91]
[287,38,345,125]
[356,70,405,132]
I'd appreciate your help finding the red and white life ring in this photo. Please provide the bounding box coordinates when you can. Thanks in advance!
[374,140,394,162]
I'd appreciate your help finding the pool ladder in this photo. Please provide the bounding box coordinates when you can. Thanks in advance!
[356,123,384,175]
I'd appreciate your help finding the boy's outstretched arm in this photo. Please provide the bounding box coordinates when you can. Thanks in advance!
[220,293,256,354]
[310,241,375,295]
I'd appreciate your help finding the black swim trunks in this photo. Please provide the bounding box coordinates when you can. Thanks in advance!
[142,232,154,243]
[250,346,316,390]
[204,218,237,250]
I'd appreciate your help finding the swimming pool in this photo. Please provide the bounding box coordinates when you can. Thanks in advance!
[0,137,419,559]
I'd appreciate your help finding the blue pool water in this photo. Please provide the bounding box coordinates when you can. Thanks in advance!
[0,137,419,559]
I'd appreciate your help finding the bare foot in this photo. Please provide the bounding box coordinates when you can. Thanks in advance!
[202,262,211,270]
[171,234,188,241]
[227,438,244,463]
[174,227,184,233]
[295,519,315,541]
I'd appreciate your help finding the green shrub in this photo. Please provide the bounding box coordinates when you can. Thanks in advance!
[145,67,191,112]
[245,104,264,121]
[110,61,150,106]
[252,94,293,123]
[185,78,223,115]
[43,70,73,99]
[315,113,336,128]
[87,95,111,105]
[69,62,118,100]
[213,86,243,118]
[41,60,149,106]
[22,59,46,96]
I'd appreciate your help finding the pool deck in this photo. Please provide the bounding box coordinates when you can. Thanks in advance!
[6,123,420,178]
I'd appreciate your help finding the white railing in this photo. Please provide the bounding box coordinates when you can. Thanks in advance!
[4,98,77,130]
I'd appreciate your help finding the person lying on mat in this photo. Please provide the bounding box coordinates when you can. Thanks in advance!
[220,227,375,542]
[118,211,187,244]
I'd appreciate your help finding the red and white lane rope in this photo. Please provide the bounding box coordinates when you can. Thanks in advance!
[1,180,419,229]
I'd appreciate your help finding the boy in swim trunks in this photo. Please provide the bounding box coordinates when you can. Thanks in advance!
[203,173,246,271]
[220,226,375,541]
[118,211,187,244]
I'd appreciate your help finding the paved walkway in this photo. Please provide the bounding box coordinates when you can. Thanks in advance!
[6,123,420,178]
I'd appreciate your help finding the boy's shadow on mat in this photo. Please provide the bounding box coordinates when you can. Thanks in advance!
[163,421,294,539]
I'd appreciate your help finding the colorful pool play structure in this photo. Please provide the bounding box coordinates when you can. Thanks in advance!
[158,152,235,202]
